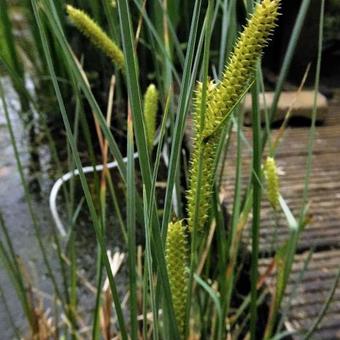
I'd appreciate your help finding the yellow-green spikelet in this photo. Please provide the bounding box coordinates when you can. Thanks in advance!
[205,0,280,136]
[264,156,280,210]
[187,0,280,232]
[166,220,188,338]
[143,84,159,152]
[187,81,218,232]
[66,5,125,70]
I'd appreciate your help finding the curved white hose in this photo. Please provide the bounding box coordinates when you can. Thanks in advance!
[49,152,139,237]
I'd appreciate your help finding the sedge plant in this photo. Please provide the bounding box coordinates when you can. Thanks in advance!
[0,0,333,339]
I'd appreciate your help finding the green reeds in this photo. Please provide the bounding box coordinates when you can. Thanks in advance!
[32,2,128,338]
[0,0,330,339]
[0,1,22,76]
[0,0,30,111]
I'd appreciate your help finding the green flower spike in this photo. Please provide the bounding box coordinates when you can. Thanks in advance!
[187,81,218,232]
[143,84,159,152]
[264,156,280,210]
[166,220,188,338]
[66,5,125,71]
[187,0,280,232]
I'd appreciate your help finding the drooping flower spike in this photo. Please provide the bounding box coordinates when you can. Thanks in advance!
[66,5,125,71]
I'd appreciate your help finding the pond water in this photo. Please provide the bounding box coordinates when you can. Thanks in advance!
[0,75,128,338]
[0,76,66,338]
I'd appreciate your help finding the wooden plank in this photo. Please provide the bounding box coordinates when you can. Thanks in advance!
[259,250,340,339]
[242,91,329,124]
[220,92,340,252]
[185,89,340,338]
[229,91,340,337]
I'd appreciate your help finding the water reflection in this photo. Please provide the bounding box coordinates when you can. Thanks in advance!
[0,76,52,337]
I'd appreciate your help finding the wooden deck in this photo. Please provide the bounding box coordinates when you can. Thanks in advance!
[222,123,340,253]
[259,250,340,339]
[220,90,340,338]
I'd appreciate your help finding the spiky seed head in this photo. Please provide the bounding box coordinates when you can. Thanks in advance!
[66,5,125,70]
[187,81,217,233]
[204,0,281,137]
[186,0,280,234]
[264,156,280,210]
[166,220,188,338]
[143,84,159,152]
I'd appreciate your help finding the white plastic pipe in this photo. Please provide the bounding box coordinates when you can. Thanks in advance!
[49,152,139,237]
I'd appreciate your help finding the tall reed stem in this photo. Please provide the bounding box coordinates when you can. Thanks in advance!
[250,74,262,340]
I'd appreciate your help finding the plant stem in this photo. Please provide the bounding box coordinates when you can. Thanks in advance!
[250,74,262,340]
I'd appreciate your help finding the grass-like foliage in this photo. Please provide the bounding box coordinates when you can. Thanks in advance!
[0,0,333,339]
